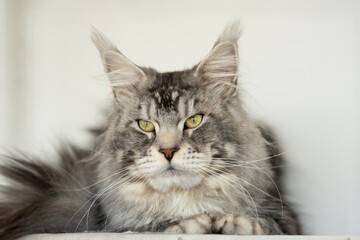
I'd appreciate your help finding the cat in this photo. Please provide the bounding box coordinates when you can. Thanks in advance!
[0,22,301,239]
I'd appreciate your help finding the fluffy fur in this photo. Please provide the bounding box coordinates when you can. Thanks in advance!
[0,23,301,239]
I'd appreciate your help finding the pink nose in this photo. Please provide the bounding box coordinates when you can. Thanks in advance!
[159,149,178,161]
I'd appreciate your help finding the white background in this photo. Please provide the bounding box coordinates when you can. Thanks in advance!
[0,0,359,235]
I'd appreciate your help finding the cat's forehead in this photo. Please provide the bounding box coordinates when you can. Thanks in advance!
[149,71,193,92]
[147,71,194,109]
[138,70,200,123]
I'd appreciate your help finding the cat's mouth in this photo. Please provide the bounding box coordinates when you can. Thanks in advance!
[161,166,185,177]
[149,165,202,191]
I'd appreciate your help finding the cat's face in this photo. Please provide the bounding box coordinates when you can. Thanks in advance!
[108,70,244,192]
[92,26,256,192]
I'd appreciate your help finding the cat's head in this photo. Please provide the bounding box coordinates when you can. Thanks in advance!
[92,23,266,192]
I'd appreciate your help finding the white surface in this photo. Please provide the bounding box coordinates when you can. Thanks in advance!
[1,0,359,235]
[18,233,360,240]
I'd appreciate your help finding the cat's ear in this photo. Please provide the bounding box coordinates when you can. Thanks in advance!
[91,27,146,98]
[195,22,242,97]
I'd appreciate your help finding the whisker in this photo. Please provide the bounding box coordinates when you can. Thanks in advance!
[82,172,144,231]
[211,151,290,164]
[60,168,129,193]
[59,168,93,196]
[244,161,284,216]
[86,146,115,157]
[210,161,288,169]
[103,172,146,230]
[65,176,125,232]
[111,131,120,152]
[194,165,259,220]
[66,170,134,232]
[206,162,283,203]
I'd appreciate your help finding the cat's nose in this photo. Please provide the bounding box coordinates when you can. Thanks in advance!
[159,148,179,161]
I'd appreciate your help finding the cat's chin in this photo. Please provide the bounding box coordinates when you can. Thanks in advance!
[161,167,185,177]
[148,169,202,192]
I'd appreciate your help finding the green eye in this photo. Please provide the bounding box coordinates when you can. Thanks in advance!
[185,114,203,129]
[138,120,155,132]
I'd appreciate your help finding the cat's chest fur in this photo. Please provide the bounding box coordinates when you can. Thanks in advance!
[101,177,244,231]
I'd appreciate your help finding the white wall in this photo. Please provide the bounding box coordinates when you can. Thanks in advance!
[0,0,359,234]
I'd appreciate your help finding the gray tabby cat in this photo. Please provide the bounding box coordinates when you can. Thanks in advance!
[0,23,301,239]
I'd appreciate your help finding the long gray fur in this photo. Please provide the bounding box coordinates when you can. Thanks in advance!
[0,22,301,239]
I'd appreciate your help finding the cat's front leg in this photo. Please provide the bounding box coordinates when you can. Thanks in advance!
[164,213,213,234]
[212,214,264,235]
[165,214,267,235]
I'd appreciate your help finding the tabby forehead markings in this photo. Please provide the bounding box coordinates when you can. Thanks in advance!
[152,90,180,111]
[177,96,186,119]
[171,91,179,101]
[186,98,195,117]
[149,99,157,120]
[140,104,149,119]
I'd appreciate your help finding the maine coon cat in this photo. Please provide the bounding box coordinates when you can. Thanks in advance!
[0,23,301,239]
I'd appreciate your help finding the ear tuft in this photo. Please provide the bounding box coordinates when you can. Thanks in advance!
[91,26,119,54]
[214,21,243,45]
[91,27,146,99]
[195,22,241,97]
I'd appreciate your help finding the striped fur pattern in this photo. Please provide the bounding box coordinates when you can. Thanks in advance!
[0,23,301,239]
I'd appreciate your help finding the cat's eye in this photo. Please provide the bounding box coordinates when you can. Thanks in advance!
[138,120,155,132]
[185,114,203,129]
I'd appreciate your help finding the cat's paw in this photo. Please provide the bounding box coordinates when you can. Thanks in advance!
[164,213,213,234]
[212,214,264,235]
